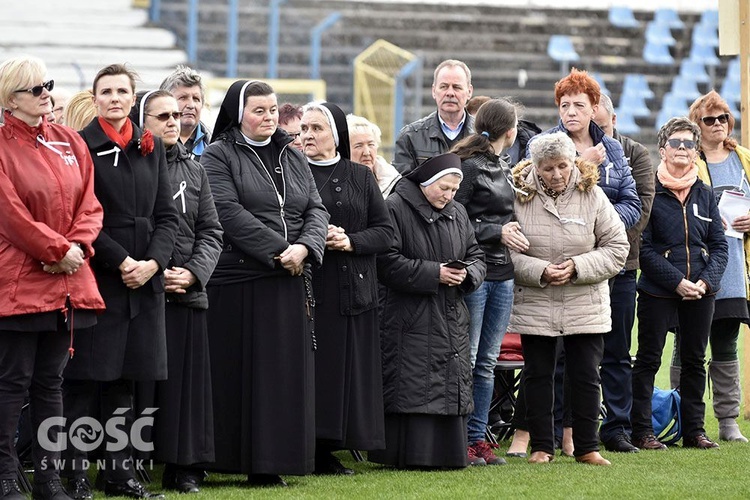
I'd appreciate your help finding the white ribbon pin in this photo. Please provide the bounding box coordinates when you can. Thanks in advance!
[97,146,121,167]
[173,180,187,213]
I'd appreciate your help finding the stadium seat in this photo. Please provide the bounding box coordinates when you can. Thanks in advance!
[720,77,741,106]
[653,8,684,29]
[643,40,674,65]
[679,59,711,84]
[645,22,676,46]
[547,35,579,75]
[623,73,655,100]
[614,109,641,136]
[726,57,741,83]
[700,10,719,27]
[618,91,650,118]
[609,6,640,29]
[691,22,719,48]
[593,72,611,96]
[657,92,690,126]
[669,75,701,101]
[689,43,721,67]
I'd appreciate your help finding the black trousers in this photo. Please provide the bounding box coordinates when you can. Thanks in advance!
[0,329,69,482]
[631,293,714,439]
[521,333,604,456]
[61,379,136,481]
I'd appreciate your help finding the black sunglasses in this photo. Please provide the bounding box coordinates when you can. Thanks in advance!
[666,138,696,150]
[14,79,54,97]
[146,111,182,122]
[701,113,729,126]
[288,132,301,139]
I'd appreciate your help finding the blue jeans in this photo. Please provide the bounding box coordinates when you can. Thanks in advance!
[465,278,514,444]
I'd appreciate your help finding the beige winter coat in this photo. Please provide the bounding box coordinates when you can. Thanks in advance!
[509,158,629,337]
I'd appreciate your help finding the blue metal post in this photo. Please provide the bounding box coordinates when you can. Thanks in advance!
[149,0,161,23]
[310,12,341,80]
[393,57,422,143]
[187,0,198,64]
[267,0,286,79]
[227,0,238,78]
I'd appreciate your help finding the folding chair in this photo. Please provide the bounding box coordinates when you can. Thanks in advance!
[486,333,524,444]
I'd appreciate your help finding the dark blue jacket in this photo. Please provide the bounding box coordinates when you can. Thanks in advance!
[638,176,728,298]
[527,121,641,229]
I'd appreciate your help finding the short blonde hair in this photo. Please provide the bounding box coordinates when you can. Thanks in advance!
[346,114,382,147]
[64,90,96,131]
[0,56,46,109]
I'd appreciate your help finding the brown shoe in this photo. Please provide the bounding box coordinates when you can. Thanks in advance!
[683,433,720,449]
[633,434,667,450]
[528,451,554,464]
[575,451,611,466]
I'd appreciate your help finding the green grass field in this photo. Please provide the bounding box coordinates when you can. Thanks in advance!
[99,330,750,499]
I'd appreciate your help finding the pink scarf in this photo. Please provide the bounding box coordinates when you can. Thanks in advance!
[657,160,698,205]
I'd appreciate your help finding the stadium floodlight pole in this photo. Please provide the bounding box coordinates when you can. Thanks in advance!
[267,0,287,79]
[310,12,342,80]
[187,0,199,65]
[226,0,239,77]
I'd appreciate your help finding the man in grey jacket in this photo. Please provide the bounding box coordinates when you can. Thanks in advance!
[392,59,474,173]
[594,94,656,453]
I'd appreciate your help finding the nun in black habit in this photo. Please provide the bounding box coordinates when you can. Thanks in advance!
[129,90,223,493]
[300,103,393,474]
[200,80,328,486]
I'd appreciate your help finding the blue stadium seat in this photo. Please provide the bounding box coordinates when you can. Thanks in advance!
[547,35,580,74]
[692,22,719,48]
[659,92,690,118]
[609,6,640,29]
[592,72,611,97]
[679,59,711,84]
[645,22,676,46]
[614,108,641,136]
[654,8,684,29]
[669,75,702,101]
[700,10,719,27]
[618,91,651,118]
[622,74,654,100]
[720,77,741,105]
[689,43,720,66]
[726,57,741,82]
[643,41,674,65]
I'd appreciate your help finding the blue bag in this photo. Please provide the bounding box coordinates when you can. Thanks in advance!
[651,387,682,445]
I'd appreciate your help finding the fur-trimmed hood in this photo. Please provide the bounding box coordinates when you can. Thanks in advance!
[511,157,600,204]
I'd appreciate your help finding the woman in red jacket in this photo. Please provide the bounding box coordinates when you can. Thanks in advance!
[0,56,104,500]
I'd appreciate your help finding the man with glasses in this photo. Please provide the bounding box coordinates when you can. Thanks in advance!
[593,94,655,453]
[160,66,210,160]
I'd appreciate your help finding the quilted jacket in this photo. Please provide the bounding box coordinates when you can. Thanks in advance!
[508,158,628,336]
[638,175,728,298]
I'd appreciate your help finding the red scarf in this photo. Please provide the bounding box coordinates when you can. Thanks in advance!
[98,117,133,149]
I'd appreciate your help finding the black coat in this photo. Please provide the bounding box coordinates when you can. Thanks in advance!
[638,176,728,298]
[65,119,180,380]
[165,142,223,309]
[312,159,393,315]
[202,128,329,284]
[377,180,486,416]
[455,151,516,266]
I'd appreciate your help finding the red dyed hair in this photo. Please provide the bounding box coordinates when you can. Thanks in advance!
[554,68,600,107]
[688,90,737,151]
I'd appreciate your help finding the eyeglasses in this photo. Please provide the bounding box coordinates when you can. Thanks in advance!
[14,80,54,97]
[701,113,729,126]
[146,111,182,122]
[666,138,696,150]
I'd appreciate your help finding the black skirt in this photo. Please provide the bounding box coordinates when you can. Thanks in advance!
[314,264,385,450]
[136,303,214,465]
[204,276,315,475]
[368,414,468,469]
